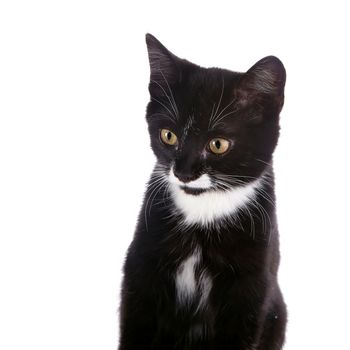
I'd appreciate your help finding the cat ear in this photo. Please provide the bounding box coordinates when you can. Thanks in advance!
[236,56,286,110]
[145,34,182,95]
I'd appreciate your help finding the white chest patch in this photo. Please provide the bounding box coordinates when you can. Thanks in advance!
[175,251,200,305]
[175,249,212,309]
[169,171,263,227]
[197,269,212,311]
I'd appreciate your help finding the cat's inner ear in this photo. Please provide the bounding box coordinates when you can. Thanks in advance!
[145,34,181,96]
[235,56,286,108]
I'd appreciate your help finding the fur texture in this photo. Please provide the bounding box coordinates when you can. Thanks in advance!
[119,34,287,350]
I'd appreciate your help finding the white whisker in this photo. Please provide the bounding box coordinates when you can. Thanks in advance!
[160,70,180,119]
[151,96,177,122]
[150,79,178,120]
[208,76,225,129]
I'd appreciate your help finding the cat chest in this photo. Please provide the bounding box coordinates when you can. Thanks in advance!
[175,249,212,310]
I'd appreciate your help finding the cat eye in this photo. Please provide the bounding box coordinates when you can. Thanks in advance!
[208,138,230,154]
[160,129,178,146]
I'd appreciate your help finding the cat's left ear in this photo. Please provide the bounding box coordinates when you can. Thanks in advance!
[236,56,286,112]
[145,34,182,96]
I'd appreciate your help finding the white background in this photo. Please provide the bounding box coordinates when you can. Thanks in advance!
[1,1,349,349]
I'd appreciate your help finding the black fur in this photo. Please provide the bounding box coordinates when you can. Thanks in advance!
[119,34,287,350]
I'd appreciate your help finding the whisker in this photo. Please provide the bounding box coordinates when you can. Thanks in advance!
[144,176,168,230]
[210,108,239,129]
[160,70,179,119]
[148,180,168,216]
[209,76,225,129]
[241,202,256,239]
[210,95,238,130]
[150,79,178,118]
[208,102,217,129]
[151,96,177,122]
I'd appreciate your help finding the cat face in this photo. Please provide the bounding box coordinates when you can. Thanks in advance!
[145,34,285,200]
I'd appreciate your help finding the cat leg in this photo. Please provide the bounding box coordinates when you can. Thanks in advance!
[257,291,287,350]
[118,267,157,350]
[118,293,156,350]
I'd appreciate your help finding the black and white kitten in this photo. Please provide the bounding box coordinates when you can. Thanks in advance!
[119,34,287,350]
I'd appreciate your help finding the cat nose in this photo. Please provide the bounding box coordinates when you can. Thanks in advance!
[173,170,197,183]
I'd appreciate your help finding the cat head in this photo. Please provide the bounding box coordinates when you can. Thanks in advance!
[145,34,285,201]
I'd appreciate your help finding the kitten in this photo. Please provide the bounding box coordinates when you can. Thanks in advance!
[119,34,287,350]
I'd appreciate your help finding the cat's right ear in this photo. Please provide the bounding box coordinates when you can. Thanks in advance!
[235,56,286,114]
[145,34,182,95]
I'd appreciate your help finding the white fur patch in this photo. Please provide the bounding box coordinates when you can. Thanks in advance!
[169,169,212,189]
[175,249,213,310]
[197,270,212,311]
[175,251,200,305]
[169,172,263,227]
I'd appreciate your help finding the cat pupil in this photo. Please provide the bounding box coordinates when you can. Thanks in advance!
[167,132,172,140]
[215,140,221,149]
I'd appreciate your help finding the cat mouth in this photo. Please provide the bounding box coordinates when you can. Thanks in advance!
[180,186,209,195]
[168,169,212,195]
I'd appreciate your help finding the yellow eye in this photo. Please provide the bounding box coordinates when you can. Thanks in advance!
[209,138,230,154]
[160,129,178,146]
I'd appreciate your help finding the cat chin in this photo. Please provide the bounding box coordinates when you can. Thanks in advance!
[169,177,264,228]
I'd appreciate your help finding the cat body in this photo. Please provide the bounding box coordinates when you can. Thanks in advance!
[119,34,287,350]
